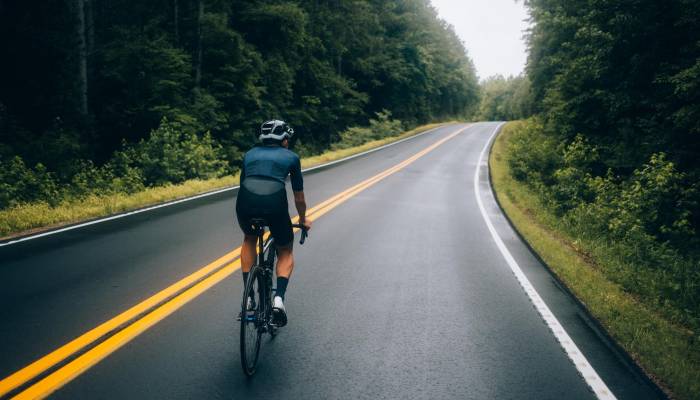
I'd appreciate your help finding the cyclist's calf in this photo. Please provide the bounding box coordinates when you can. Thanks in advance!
[276,247,294,279]
[241,234,258,274]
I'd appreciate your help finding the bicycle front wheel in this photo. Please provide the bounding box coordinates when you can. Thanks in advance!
[240,266,263,376]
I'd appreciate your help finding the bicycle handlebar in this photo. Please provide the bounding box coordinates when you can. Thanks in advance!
[291,223,309,245]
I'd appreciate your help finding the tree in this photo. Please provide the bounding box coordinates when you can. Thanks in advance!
[74,0,89,118]
[0,0,480,197]
[477,75,533,121]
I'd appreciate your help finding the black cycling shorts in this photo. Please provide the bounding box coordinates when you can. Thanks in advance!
[236,178,293,248]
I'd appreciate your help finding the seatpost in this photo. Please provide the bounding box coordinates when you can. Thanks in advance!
[257,231,265,266]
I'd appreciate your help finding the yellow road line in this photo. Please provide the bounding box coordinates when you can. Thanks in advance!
[0,176,348,397]
[6,124,470,399]
[13,258,244,400]
[0,249,241,397]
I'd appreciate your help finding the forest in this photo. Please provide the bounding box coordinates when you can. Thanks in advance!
[0,0,479,210]
[2,0,699,394]
[496,0,700,337]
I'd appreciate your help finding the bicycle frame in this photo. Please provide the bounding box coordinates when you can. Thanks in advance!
[251,225,276,334]
[240,222,307,375]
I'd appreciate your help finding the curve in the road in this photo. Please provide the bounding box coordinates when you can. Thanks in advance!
[4,125,470,400]
[475,124,615,400]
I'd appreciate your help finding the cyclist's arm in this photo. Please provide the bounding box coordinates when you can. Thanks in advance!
[289,154,310,229]
[294,191,307,225]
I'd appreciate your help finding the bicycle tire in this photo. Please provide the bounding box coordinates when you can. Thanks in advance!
[240,266,263,376]
[265,251,277,337]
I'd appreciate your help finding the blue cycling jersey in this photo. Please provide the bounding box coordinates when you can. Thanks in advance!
[241,145,303,192]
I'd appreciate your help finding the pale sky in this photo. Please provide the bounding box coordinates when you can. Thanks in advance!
[430,0,530,80]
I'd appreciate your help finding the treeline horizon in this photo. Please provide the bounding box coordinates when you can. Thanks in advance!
[0,0,480,209]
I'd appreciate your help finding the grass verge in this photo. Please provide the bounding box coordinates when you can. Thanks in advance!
[0,122,450,240]
[490,121,700,400]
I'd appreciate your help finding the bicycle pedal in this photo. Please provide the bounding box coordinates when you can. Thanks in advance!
[271,310,287,327]
[238,310,256,322]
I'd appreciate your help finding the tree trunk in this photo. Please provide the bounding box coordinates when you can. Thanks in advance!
[194,0,203,88]
[75,0,89,117]
[85,0,94,56]
[173,0,179,44]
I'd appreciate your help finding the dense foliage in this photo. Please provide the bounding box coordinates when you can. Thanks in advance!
[476,75,532,121]
[527,0,700,175]
[331,110,404,150]
[508,121,699,329]
[504,0,700,329]
[0,0,479,210]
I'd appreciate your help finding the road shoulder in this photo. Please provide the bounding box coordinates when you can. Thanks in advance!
[489,122,697,399]
[0,122,452,244]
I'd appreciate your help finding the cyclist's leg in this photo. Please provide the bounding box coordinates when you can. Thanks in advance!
[276,246,293,278]
[269,212,294,299]
[235,187,258,284]
[268,211,293,326]
[240,234,257,276]
[275,246,293,298]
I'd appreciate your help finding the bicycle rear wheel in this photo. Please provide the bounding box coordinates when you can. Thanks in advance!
[265,246,278,336]
[266,246,276,293]
[240,266,263,376]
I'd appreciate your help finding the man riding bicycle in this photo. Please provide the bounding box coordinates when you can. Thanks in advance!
[236,120,312,326]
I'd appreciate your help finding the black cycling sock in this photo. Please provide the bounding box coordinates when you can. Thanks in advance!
[276,277,289,300]
[242,272,249,286]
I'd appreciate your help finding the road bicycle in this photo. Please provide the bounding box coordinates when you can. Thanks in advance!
[240,219,308,376]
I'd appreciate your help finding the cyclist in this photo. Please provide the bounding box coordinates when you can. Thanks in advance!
[236,120,312,327]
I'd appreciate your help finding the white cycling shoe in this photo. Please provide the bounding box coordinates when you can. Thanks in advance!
[272,296,288,327]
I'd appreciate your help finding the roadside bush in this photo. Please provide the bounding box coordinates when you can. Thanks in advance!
[65,157,145,199]
[0,156,59,208]
[290,138,316,158]
[618,154,696,245]
[122,118,229,186]
[333,110,403,149]
[506,119,700,329]
[506,118,562,198]
[68,160,115,198]
[551,135,599,213]
[575,153,697,253]
[0,118,231,211]
[103,151,146,194]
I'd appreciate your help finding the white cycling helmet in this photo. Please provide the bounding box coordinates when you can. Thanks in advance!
[259,120,294,142]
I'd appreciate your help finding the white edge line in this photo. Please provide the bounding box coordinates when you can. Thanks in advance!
[474,123,616,400]
[0,123,456,247]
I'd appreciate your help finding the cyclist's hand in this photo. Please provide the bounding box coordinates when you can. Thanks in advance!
[301,219,312,231]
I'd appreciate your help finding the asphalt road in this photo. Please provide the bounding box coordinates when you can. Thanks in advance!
[0,123,662,399]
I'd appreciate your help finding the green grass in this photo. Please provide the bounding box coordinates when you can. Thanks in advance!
[0,122,449,239]
[490,121,700,400]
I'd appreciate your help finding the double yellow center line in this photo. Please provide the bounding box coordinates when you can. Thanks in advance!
[1,124,470,399]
